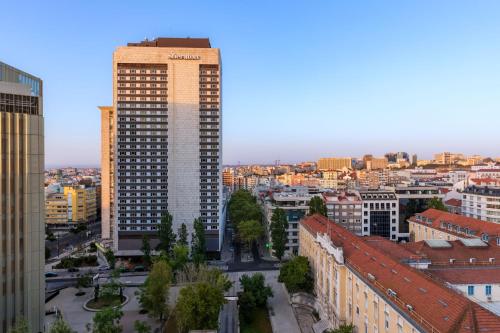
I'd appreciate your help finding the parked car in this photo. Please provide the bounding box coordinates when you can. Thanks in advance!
[68,267,79,272]
[45,272,58,278]
[134,265,145,272]
[98,265,110,272]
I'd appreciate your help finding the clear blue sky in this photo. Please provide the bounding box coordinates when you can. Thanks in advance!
[2,1,500,167]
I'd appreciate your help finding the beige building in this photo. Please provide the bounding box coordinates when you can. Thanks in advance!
[99,106,114,239]
[408,208,500,244]
[108,38,223,252]
[0,62,44,332]
[366,157,388,170]
[45,192,68,225]
[63,185,97,224]
[300,215,500,333]
[317,157,352,171]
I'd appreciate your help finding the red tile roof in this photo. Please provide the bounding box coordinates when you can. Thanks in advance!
[301,214,500,333]
[401,240,500,264]
[427,268,500,284]
[444,198,462,207]
[408,209,500,245]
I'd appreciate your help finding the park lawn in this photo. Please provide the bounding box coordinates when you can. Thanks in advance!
[240,307,273,333]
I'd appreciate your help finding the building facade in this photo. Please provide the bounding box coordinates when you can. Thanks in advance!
[461,186,500,224]
[299,215,500,333]
[317,157,352,171]
[359,190,399,240]
[109,38,223,253]
[63,185,97,224]
[324,191,363,235]
[263,191,319,256]
[0,62,44,332]
[392,185,444,237]
[99,106,114,240]
[45,192,68,225]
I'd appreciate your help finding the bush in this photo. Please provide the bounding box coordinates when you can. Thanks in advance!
[54,255,98,269]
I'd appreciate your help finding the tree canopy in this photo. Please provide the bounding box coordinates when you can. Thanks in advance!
[8,318,29,333]
[157,212,176,254]
[308,196,327,216]
[177,223,188,246]
[137,259,172,322]
[238,273,273,323]
[228,190,262,225]
[237,220,264,247]
[89,307,123,333]
[48,318,75,333]
[427,197,448,212]
[141,235,151,267]
[191,218,206,264]
[175,282,226,333]
[278,256,314,293]
[270,208,288,261]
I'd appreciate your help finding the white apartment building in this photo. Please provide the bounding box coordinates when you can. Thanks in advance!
[359,190,399,240]
[263,190,320,256]
[461,186,500,224]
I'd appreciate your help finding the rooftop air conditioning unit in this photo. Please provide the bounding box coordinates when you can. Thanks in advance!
[449,258,455,264]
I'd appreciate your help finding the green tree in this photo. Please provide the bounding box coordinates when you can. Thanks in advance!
[170,244,189,271]
[228,190,262,225]
[104,249,116,269]
[326,324,355,333]
[133,320,151,333]
[237,220,264,247]
[157,212,176,254]
[238,273,273,323]
[308,196,327,216]
[48,317,75,333]
[88,307,123,333]
[191,218,206,264]
[76,274,92,295]
[178,223,188,246]
[279,256,314,293]
[141,235,151,267]
[137,260,171,322]
[176,282,226,333]
[8,318,29,333]
[270,208,288,261]
[427,197,448,212]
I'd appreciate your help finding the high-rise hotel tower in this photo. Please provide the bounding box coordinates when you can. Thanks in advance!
[0,62,44,332]
[102,38,223,254]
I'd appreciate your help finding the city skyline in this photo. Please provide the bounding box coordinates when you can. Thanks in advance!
[2,1,500,168]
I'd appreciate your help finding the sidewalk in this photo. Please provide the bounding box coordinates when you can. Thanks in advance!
[266,271,301,333]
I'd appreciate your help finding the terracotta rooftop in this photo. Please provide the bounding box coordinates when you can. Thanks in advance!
[444,198,462,207]
[127,37,211,48]
[301,214,500,333]
[401,239,500,264]
[408,209,500,245]
[427,268,500,284]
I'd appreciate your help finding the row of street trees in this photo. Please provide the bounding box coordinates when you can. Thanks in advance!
[228,190,264,248]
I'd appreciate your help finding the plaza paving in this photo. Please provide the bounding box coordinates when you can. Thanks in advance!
[45,285,184,333]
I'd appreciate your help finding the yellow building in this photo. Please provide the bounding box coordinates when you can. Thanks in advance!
[299,214,499,333]
[99,106,114,240]
[45,192,68,225]
[408,208,500,244]
[318,157,352,171]
[63,185,97,224]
